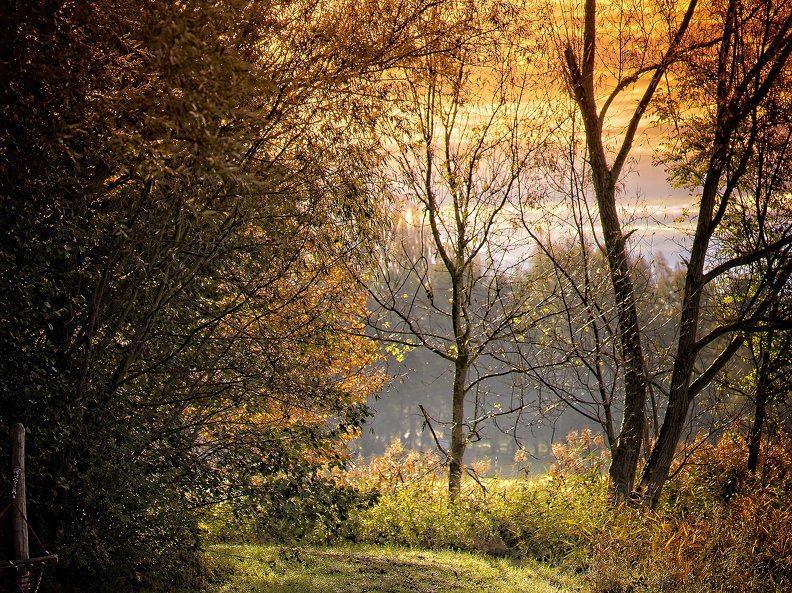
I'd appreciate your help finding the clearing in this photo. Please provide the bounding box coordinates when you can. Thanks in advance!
[203,544,584,593]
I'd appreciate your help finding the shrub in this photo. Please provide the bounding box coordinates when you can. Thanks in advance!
[586,433,792,593]
[346,436,610,566]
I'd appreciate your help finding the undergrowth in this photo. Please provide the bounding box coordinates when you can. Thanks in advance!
[342,432,610,566]
[339,430,792,593]
[201,429,792,593]
[588,433,792,593]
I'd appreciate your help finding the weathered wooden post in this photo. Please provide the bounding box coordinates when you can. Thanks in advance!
[10,423,28,562]
[0,424,57,593]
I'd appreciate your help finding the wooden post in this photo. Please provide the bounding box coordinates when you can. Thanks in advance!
[10,423,28,562]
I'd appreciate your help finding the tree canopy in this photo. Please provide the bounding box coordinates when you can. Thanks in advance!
[3,0,792,589]
[0,0,460,588]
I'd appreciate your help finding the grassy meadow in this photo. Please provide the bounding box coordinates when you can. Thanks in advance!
[202,545,583,593]
[196,431,792,593]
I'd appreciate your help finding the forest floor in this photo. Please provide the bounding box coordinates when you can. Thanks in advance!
[202,544,585,593]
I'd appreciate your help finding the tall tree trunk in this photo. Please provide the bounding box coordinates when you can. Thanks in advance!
[638,218,709,505]
[448,356,468,498]
[638,121,725,504]
[595,178,647,502]
[448,248,470,498]
[565,43,648,501]
[559,0,689,501]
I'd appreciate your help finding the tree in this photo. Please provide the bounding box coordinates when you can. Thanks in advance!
[0,0,461,588]
[548,0,697,500]
[699,130,792,474]
[638,0,792,504]
[364,8,552,496]
[549,0,792,504]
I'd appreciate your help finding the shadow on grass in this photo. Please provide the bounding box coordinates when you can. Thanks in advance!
[204,545,582,593]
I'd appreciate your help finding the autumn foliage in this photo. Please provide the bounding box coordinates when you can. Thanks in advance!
[587,434,792,592]
[0,0,412,589]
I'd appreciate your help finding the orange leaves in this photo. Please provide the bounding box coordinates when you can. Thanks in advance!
[184,259,385,471]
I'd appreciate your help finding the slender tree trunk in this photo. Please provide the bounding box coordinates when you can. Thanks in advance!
[448,356,469,498]
[639,366,694,505]
[748,343,772,472]
[638,243,707,504]
[448,243,470,498]
[638,140,721,505]
[562,0,650,501]
[574,102,647,503]
[596,178,647,502]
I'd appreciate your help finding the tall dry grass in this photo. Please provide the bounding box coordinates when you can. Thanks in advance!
[343,430,792,593]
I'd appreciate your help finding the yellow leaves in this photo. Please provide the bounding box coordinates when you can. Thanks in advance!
[385,343,412,362]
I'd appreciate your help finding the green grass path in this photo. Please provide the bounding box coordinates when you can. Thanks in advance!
[203,544,584,593]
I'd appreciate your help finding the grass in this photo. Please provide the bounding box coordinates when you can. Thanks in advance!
[202,544,584,593]
[191,433,792,593]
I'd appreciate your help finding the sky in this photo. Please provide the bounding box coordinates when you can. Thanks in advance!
[619,155,696,265]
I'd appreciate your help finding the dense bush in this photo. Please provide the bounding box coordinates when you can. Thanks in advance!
[0,0,405,589]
